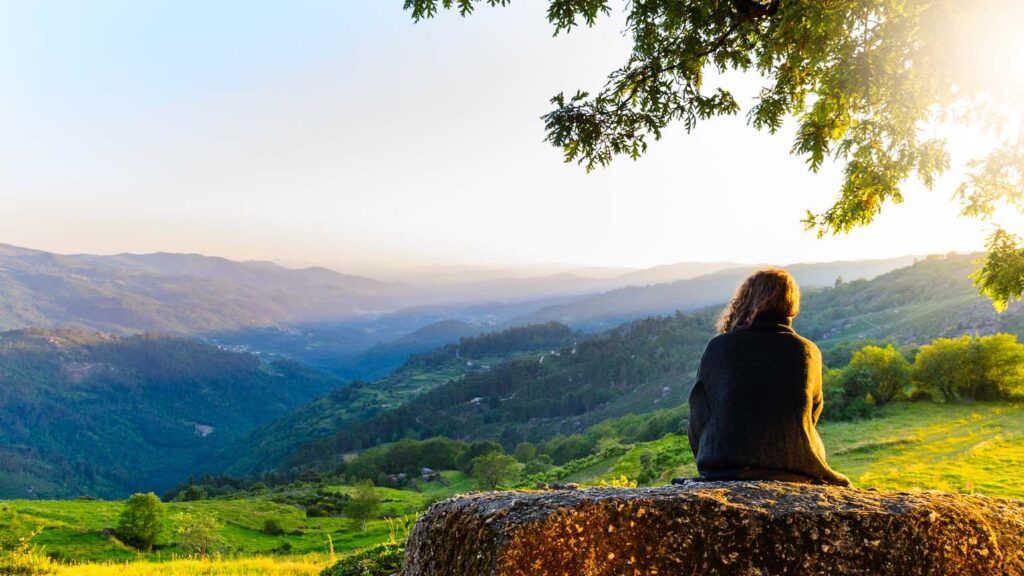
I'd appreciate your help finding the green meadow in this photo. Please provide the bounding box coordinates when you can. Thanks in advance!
[0,472,472,565]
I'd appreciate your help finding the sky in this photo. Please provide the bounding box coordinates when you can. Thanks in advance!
[0,1,1016,272]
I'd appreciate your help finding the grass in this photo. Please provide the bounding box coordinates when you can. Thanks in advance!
[541,401,1024,500]
[0,474,470,565]
[822,401,1024,497]
[51,555,329,576]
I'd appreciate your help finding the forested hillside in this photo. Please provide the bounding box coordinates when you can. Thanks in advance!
[0,329,343,499]
[284,314,714,471]
[222,323,576,476]
[796,254,1024,344]
[275,254,1024,474]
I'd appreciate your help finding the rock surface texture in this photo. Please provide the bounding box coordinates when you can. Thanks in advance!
[403,481,1024,576]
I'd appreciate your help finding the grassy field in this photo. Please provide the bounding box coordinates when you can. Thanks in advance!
[576,401,1024,499]
[0,472,471,567]
[3,401,1022,574]
[53,556,329,576]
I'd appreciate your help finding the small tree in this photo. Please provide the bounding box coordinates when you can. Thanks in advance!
[512,442,537,464]
[470,452,520,490]
[344,481,382,532]
[845,345,912,404]
[116,492,164,551]
[178,477,205,502]
[175,512,222,557]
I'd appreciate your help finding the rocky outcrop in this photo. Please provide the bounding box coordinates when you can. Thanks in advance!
[403,482,1024,576]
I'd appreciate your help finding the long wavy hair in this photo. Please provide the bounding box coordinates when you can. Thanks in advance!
[717,268,801,333]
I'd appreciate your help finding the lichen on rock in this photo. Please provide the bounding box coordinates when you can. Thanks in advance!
[403,482,1024,576]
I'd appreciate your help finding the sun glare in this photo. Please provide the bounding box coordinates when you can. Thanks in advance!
[1014,35,1024,76]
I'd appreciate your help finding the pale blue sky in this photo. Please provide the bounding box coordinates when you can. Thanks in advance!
[0,1,1006,271]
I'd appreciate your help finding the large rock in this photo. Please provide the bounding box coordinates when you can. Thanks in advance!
[403,482,1024,576]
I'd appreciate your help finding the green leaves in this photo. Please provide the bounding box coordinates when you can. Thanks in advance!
[973,229,1024,312]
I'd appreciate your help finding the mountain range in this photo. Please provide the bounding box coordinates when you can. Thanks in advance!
[0,244,406,334]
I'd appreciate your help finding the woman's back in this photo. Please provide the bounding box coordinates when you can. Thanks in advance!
[687,269,850,486]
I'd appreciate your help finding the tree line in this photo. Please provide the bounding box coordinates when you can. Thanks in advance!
[823,334,1024,420]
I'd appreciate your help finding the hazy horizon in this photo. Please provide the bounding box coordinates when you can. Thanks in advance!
[3,239,951,283]
[3,1,1011,271]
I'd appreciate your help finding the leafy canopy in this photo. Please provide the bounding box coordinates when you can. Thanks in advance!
[116,492,165,552]
[404,0,1024,309]
[470,451,520,489]
[345,480,383,532]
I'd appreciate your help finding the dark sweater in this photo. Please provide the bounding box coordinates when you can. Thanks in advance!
[687,315,851,486]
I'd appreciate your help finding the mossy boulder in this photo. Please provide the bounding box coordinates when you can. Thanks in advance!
[403,481,1024,576]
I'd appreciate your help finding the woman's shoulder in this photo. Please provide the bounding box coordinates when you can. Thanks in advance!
[791,331,823,358]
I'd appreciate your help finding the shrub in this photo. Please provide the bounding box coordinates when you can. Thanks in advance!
[912,334,1024,401]
[116,492,164,551]
[319,543,404,576]
[523,454,554,475]
[0,529,54,576]
[822,345,911,420]
[262,518,285,536]
[846,345,912,404]
[175,512,223,556]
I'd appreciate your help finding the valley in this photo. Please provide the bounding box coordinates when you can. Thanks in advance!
[2,250,1023,576]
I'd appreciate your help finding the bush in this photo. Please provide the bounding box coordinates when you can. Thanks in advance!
[116,492,164,551]
[523,454,554,475]
[912,334,1024,401]
[319,543,404,576]
[847,345,912,404]
[0,529,54,576]
[262,518,285,536]
[822,345,911,420]
[175,512,223,556]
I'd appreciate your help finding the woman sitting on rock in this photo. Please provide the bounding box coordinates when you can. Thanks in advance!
[683,268,851,486]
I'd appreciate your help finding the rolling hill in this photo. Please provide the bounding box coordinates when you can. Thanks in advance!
[0,244,407,334]
[513,256,919,330]
[0,329,344,499]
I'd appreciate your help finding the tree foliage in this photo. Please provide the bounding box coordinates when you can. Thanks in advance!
[912,334,1024,401]
[470,452,520,489]
[116,492,165,552]
[404,0,1024,307]
[344,481,382,532]
[175,512,223,557]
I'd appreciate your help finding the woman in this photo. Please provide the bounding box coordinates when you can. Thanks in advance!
[685,268,850,486]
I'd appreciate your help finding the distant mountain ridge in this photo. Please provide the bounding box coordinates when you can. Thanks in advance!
[0,244,408,334]
[513,256,919,330]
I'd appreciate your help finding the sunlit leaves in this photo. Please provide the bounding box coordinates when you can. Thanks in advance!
[973,229,1024,312]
